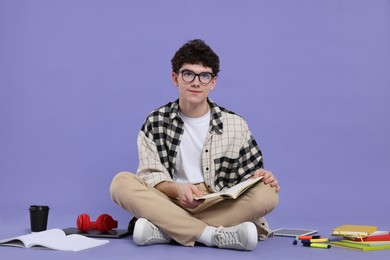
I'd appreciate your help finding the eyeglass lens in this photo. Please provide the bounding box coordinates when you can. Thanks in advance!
[180,70,213,84]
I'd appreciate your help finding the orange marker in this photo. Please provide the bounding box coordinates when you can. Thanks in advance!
[297,235,321,240]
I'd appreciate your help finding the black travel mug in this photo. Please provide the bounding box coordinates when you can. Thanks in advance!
[29,205,50,232]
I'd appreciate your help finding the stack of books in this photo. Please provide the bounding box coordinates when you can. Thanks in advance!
[330,225,390,251]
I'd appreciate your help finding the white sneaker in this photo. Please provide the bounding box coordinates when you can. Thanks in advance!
[212,222,258,251]
[133,218,172,246]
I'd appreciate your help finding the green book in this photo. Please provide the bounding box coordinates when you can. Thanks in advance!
[331,240,390,251]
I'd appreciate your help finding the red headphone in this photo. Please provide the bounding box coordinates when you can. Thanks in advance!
[77,213,118,233]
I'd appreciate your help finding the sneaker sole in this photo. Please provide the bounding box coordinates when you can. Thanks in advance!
[243,222,258,250]
[133,218,148,245]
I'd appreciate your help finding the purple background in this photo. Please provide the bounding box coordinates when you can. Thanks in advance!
[1,0,389,259]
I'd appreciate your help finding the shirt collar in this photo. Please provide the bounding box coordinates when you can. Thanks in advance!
[170,99,223,133]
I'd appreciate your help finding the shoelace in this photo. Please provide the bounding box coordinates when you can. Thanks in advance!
[213,227,242,247]
[148,225,171,243]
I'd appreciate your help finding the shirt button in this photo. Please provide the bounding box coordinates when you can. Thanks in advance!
[206,167,209,171]
[205,149,209,153]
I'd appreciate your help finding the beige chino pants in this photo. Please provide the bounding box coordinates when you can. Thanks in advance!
[110,172,278,246]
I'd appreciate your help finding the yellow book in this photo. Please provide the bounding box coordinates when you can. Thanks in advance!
[332,225,377,237]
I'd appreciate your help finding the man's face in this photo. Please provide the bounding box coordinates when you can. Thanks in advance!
[172,63,217,105]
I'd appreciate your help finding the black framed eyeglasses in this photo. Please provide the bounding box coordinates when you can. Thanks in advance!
[178,70,215,84]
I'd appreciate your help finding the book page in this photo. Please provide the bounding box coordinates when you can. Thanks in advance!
[0,229,65,248]
[195,190,224,200]
[0,229,109,251]
[30,233,109,251]
[195,177,263,200]
[0,239,27,248]
[223,177,263,198]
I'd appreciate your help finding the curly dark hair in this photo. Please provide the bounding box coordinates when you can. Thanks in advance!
[171,39,220,76]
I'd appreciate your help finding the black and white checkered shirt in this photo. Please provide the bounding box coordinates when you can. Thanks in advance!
[136,99,264,192]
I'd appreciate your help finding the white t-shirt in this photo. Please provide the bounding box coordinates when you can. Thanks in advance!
[174,111,210,183]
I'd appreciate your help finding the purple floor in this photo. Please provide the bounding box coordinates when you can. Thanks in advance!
[1,208,389,260]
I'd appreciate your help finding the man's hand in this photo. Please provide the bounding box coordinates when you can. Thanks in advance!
[254,168,280,193]
[175,183,205,209]
[155,181,204,209]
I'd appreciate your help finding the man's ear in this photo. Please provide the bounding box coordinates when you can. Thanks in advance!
[172,72,178,86]
[209,76,218,90]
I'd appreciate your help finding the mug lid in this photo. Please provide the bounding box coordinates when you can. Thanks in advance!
[29,205,49,211]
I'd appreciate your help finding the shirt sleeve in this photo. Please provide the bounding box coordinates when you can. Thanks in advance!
[136,130,173,187]
[237,123,264,180]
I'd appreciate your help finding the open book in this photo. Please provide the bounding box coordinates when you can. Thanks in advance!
[195,177,263,200]
[0,229,109,251]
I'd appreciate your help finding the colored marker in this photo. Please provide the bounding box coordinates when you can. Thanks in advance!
[301,238,330,243]
[297,235,321,240]
[302,242,331,249]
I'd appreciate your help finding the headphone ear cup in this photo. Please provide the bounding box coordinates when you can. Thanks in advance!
[96,214,118,232]
[77,214,91,232]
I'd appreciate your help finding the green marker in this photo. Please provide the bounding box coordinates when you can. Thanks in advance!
[302,242,331,249]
